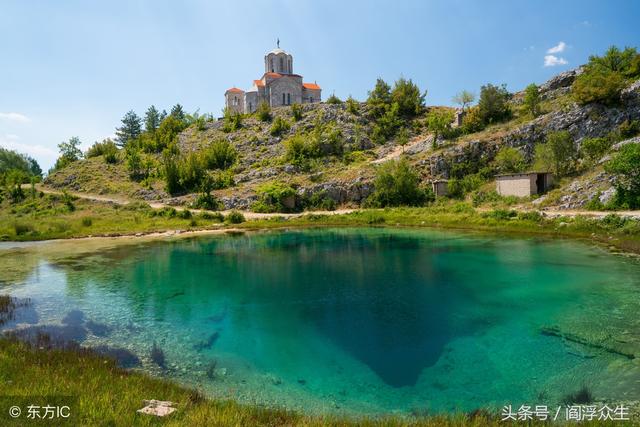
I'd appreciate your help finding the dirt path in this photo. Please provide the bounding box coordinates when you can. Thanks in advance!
[32,185,357,220]
[371,135,429,164]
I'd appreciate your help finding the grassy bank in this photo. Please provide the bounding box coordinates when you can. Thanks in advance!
[0,337,631,426]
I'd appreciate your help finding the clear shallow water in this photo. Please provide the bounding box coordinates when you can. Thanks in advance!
[2,228,640,415]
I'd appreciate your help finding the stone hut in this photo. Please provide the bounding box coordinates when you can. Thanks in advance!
[431,180,449,197]
[496,172,553,197]
[224,42,321,114]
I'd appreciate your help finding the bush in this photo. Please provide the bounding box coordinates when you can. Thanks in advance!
[291,103,303,121]
[86,139,118,163]
[478,83,511,124]
[483,209,517,220]
[460,106,485,134]
[366,159,431,207]
[448,174,484,199]
[256,102,272,122]
[534,131,577,177]
[252,181,298,213]
[178,209,192,219]
[270,116,291,136]
[367,78,392,118]
[225,210,245,224]
[523,83,541,117]
[605,142,640,208]
[305,191,336,211]
[517,210,543,222]
[371,102,402,144]
[81,217,93,227]
[14,222,34,236]
[391,77,425,118]
[580,137,612,164]
[203,140,237,170]
[615,119,640,140]
[494,147,526,173]
[426,109,454,146]
[222,109,242,132]
[573,66,625,106]
[199,211,224,222]
[326,94,342,105]
[346,96,359,115]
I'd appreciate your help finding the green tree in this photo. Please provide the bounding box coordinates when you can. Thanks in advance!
[371,102,402,144]
[367,78,392,118]
[366,158,429,207]
[170,104,186,122]
[144,105,161,133]
[494,146,526,173]
[396,128,409,153]
[478,83,511,124]
[54,136,83,170]
[426,109,454,147]
[203,140,237,170]
[589,46,638,73]
[391,77,425,118]
[154,115,187,152]
[0,148,41,179]
[326,94,342,104]
[291,103,303,121]
[115,110,142,147]
[605,143,640,208]
[580,137,612,165]
[533,131,577,177]
[573,66,625,106]
[345,96,359,115]
[523,83,541,117]
[452,90,475,111]
[256,102,272,122]
[125,147,142,179]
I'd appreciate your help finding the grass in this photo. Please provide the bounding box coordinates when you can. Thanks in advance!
[0,337,631,426]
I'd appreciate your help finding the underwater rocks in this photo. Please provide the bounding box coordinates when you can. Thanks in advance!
[541,325,636,360]
[193,331,220,352]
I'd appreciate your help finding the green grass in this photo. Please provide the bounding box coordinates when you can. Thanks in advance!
[0,338,631,426]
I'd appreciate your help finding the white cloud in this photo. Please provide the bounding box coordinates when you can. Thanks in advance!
[0,112,31,123]
[544,54,568,67]
[0,134,56,159]
[547,42,567,54]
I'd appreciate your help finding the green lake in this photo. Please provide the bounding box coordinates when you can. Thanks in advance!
[1,228,640,416]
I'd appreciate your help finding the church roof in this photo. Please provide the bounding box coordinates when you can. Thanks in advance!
[303,82,321,90]
[225,87,244,93]
[253,79,265,87]
[268,48,287,55]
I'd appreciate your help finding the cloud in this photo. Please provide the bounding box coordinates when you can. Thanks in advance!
[0,112,31,123]
[547,41,567,54]
[544,55,568,67]
[0,134,56,159]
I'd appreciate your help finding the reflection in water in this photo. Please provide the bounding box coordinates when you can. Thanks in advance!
[1,228,640,415]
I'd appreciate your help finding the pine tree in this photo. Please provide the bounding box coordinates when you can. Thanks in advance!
[144,105,161,133]
[115,110,142,147]
[170,104,186,122]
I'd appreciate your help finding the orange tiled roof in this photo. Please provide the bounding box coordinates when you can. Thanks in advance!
[253,79,265,87]
[225,87,244,93]
[264,72,283,78]
[303,82,321,90]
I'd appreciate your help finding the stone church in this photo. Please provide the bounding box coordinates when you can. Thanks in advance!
[225,43,321,114]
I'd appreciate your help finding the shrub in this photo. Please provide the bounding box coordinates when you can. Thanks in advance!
[534,131,577,177]
[151,115,187,153]
[326,94,342,105]
[371,102,402,144]
[426,109,454,146]
[366,159,430,207]
[580,137,612,164]
[523,83,541,117]
[460,106,485,134]
[483,209,517,220]
[14,222,34,236]
[346,96,359,115]
[81,217,93,227]
[199,211,224,222]
[86,139,118,163]
[222,109,242,132]
[448,174,484,199]
[605,143,640,208]
[572,66,625,106]
[517,211,543,222]
[178,209,192,219]
[291,103,303,121]
[252,181,298,213]
[478,83,511,124]
[305,191,336,211]
[203,140,237,170]
[494,147,526,173]
[225,210,245,224]
[367,78,392,118]
[615,119,640,140]
[256,102,272,122]
[270,116,291,136]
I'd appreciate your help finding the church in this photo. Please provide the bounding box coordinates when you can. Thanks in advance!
[225,42,322,114]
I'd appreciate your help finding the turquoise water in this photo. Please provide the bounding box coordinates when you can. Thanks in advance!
[2,228,640,415]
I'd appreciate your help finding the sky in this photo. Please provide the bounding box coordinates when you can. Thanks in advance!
[1,0,639,171]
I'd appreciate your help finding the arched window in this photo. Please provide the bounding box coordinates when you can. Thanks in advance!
[288,59,292,73]
[249,102,253,112]
[287,93,291,105]
[270,58,274,72]
[282,93,285,105]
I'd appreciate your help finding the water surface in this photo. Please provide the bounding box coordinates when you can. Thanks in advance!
[2,228,640,415]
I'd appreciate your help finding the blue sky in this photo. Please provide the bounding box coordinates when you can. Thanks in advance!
[1,0,639,170]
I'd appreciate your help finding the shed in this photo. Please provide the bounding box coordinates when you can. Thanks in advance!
[496,172,553,197]
[431,180,449,197]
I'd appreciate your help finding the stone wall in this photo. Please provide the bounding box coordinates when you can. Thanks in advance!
[225,92,244,114]
[302,87,321,103]
[496,174,537,197]
[268,76,303,107]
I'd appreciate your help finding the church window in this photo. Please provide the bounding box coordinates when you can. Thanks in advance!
[287,93,291,105]
[249,102,253,111]
[280,57,283,70]
[282,93,285,105]
[309,97,313,103]
[270,58,274,72]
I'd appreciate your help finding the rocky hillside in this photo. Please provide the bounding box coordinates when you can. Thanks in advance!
[45,64,640,212]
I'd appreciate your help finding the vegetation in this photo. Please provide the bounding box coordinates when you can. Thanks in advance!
[202,140,237,170]
[493,146,526,173]
[86,139,118,163]
[291,103,303,121]
[222,108,243,132]
[426,109,454,147]
[605,143,640,208]
[326,94,342,104]
[477,83,512,125]
[115,110,143,147]
[523,83,541,117]
[452,90,475,111]
[252,181,298,213]
[53,136,83,171]
[366,159,431,207]
[256,102,272,122]
[534,131,577,177]
[270,116,291,136]
[0,148,42,183]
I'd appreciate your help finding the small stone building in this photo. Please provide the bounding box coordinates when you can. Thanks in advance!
[431,180,449,197]
[224,42,321,114]
[496,172,553,197]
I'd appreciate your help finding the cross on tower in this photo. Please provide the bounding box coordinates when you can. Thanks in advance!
[277,38,280,49]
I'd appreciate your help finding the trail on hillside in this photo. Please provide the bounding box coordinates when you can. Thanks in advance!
[371,135,429,164]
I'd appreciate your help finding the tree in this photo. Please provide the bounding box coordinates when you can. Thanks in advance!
[115,110,142,147]
[523,83,541,117]
[426,109,454,147]
[144,105,161,133]
[256,102,272,122]
[478,83,511,124]
[367,78,392,118]
[170,104,186,122]
[494,147,526,173]
[154,115,187,152]
[452,90,475,111]
[396,128,409,153]
[54,136,83,171]
[371,102,402,144]
[533,131,577,177]
[605,143,640,208]
[391,77,425,118]
[326,94,342,104]
[589,46,637,73]
[0,148,42,180]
